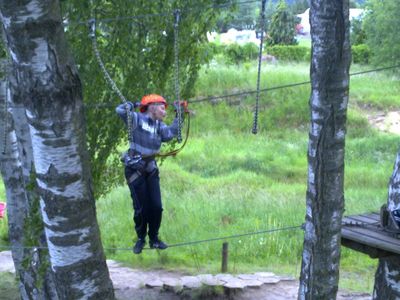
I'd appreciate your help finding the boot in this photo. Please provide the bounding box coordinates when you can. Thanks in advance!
[133,238,146,254]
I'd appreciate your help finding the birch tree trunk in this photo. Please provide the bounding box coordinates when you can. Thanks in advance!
[1,63,59,299]
[0,74,33,299]
[298,1,351,299]
[0,1,114,299]
[373,152,400,299]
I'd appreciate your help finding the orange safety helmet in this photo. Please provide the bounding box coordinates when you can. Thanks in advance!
[140,94,168,112]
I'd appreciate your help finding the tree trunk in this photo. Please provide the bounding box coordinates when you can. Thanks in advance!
[0,76,31,298]
[298,1,351,300]
[5,62,60,299]
[373,152,400,299]
[0,1,114,299]
[1,71,58,299]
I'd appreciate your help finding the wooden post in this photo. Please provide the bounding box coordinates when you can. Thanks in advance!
[221,242,229,273]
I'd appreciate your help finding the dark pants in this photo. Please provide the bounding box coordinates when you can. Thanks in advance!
[125,166,163,241]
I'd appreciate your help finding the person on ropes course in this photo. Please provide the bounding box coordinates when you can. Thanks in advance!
[116,94,186,254]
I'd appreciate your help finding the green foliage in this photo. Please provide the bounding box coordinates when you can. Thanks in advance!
[22,173,44,249]
[60,0,233,198]
[352,44,371,64]
[266,45,310,61]
[289,0,309,14]
[364,0,400,67]
[228,1,258,30]
[216,0,276,32]
[0,273,19,300]
[266,0,298,46]
[350,18,366,46]
[223,42,259,64]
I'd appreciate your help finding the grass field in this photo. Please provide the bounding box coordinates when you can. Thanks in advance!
[1,60,400,294]
[95,62,399,292]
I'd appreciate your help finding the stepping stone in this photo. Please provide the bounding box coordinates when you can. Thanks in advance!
[0,251,15,273]
[254,272,281,284]
[236,274,264,288]
[163,277,181,287]
[145,279,164,288]
[256,276,281,284]
[254,272,276,277]
[163,278,182,292]
[237,274,259,280]
[215,273,234,283]
[181,276,201,289]
[197,274,223,286]
[223,278,247,289]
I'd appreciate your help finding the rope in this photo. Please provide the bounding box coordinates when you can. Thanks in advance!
[156,112,190,158]
[88,18,133,144]
[0,224,303,252]
[173,9,182,143]
[252,0,267,135]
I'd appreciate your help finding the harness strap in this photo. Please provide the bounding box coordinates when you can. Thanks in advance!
[128,171,141,184]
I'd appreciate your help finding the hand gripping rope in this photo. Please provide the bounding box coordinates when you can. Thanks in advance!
[88,18,134,144]
[173,9,183,143]
[252,0,267,135]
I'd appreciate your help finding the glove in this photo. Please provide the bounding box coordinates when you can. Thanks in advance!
[173,100,188,111]
[173,101,188,118]
[124,101,141,111]
[124,101,134,111]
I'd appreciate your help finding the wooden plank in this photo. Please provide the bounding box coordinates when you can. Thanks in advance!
[342,227,400,247]
[341,212,400,257]
[343,223,399,241]
[341,238,393,258]
[343,213,380,225]
[342,214,400,255]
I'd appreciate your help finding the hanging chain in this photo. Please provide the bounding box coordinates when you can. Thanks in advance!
[252,0,267,135]
[88,19,133,144]
[173,9,182,143]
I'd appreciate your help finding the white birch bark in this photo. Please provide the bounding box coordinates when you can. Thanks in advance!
[0,1,114,299]
[298,1,351,299]
[6,64,59,299]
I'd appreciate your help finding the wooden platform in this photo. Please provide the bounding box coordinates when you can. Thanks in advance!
[341,212,400,258]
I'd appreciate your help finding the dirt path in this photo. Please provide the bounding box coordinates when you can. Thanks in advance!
[0,251,370,300]
[366,110,400,135]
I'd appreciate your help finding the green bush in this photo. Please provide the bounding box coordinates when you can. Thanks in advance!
[266,45,310,62]
[224,43,259,64]
[352,44,371,64]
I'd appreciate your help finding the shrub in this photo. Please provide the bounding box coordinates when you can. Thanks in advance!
[352,44,371,64]
[266,45,310,61]
[224,42,259,64]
